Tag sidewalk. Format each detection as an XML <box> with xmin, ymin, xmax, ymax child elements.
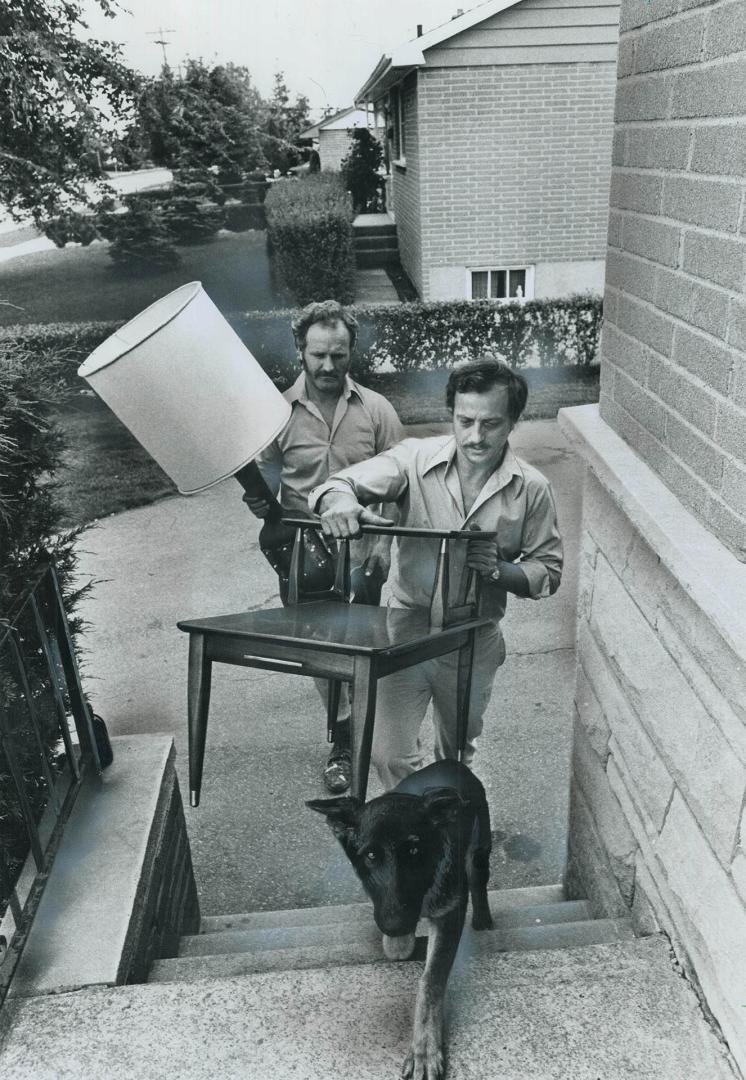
<box><xmin>75</xmin><ymin>420</ymin><xmax>582</xmax><ymax>915</ymax></box>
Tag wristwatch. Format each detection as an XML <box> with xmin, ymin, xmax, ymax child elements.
<box><xmin>489</xmin><ymin>563</ymin><xmax>501</xmax><ymax>583</ymax></box>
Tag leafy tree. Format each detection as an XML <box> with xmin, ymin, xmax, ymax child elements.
<box><xmin>0</xmin><ymin>0</ymin><xmax>136</xmax><ymax>233</ymax></box>
<box><xmin>341</xmin><ymin>128</ymin><xmax>384</xmax><ymax>213</ymax></box>
<box><xmin>136</xmin><ymin>60</ymin><xmax>268</xmax><ymax>182</ymax></box>
<box><xmin>263</xmin><ymin>72</ymin><xmax>312</xmax><ymax>174</ymax></box>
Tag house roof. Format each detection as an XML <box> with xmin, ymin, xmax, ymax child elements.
<box><xmin>299</xmin><ymin>106</ymin><xmax>380</xmax><ymax>140</ymax></box>
<box><xmin>355</xmin><ymin>0</ymin><xmax>526</xmax><ymax>102</ymax></box>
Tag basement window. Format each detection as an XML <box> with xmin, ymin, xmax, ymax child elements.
<box><xmin>468</xmin><ymin>266</ymin><xmax>534</xmax><ymax>302</ymax></box>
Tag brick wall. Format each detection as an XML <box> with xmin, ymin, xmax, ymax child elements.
<box><xmin>416</xmin><ymin>63</ymin><xmax>617</xmax><ymax>284</ymax></box>
<box><xmin>320</xmin><ymin>128</ymin><xmax>385</xmax><ymax>173</ymax></box>
<box><xmin>559</xmin><ymin>0</ymin><xmax>746</xmax><ymax>1071</ymax></box>
<box><xmin>391</xmin><ymin>73</ymin><xmax>424</xmax><ymax>296</ymax></box>
<box><xmin>602</xmin><ymin>0</ymin><xmax>746</xmax><ymax>560</ymax></box>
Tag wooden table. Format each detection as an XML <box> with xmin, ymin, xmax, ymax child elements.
<box><xmin>179</xmin><ymin>524</ymin><xmax>494</xmax><ymax>806</ymax></box>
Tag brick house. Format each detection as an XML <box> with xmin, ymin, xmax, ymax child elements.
<box><xmin>355</xmin><ymin>0</ymin><xmax>621</xmax><ymax>301</ymax></box>
<box><xmin>299</xmin><ymin>107</ymin><xmax>385</xmax><ymax>173</ymax></box>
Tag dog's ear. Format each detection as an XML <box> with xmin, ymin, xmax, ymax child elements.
<box><xmin>422</xmin><ymin>787</ymin><xmax>467</xmax><ymax>827</ymax></box>
<box><xmin>306</xmin><ymin>796</ymin><xmax>362</xmax><ymax>840</ymax></box>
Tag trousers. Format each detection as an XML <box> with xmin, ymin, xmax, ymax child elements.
<box><xmin>371</xmin><ymin>621</ymin><xmax>505</xmax><ymax>790</ymax></box>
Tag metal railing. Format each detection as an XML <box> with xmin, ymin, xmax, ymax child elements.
<box><xmin>0</xmin><ymin>563</ymin><xmax>102</xmax><ymax>1003</ymax></box>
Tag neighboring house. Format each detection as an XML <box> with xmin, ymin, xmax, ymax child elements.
<box><xmin>300</xmin><ymin>107</ymin><xmax>385</xmax><ymax>173</ymax></box>
<box><xmin>355</xmin><ymin>0</ymin><xmax>620</xmax><ymax>302</ymax></box>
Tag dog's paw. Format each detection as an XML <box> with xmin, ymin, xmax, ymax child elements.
<box><xmin>401</xmin><ymin>1043</ymin><xmax>445</xmax><ymax>1080</ymax></box>
<box><xmin>471</xmin><ymin>909</ymin><xmax>494</xmax><ymax>931</ymax></box>
<box><xmin>383</xmin><ymin>932</ymin><xmax>416</xmax><ymax>960</ymax></box>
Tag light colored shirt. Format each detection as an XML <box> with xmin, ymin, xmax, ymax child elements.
<box><xmin>256</xmin><ymin>373</ymin><xmax>404</xmax><ymax>515</ymax></box>
<box><xmin>310</xmin><ymin>435</ymin><xmax>563</xmax><ymax>624</ymax></box>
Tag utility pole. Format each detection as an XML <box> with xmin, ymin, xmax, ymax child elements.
<box><xmin>147</xmin><ymin>28</ymin><xmax>175</xmax><ymax>68</ymax></box>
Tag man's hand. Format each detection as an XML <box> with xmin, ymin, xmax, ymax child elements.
<box><xmin>466</xmin><ymin>535</ymin><xmax>500</xmax><ymax>579</ymax></box>
<box><xmin>363</xmin><ymin>540</ymin><xmax>391</xmax><ymax>581</ymax></box>
<box><xmin>242</xmin><ymin>492</ymin><xmax>271</xmax><ymax>519</ymax></box>
<box><xmin>318</xmin><ymin>490</ymin><xmax>394</xmax><ymax>539</ymax></box>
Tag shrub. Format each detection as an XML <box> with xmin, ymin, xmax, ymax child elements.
<box><xmin>98</xmin><ymin>194</ymin><xmax>180</xmax><ymax>270</ymax></box>
<box><xmin>264</xmin><ymin>174</ymin><xmax>355</xmax><ymax>305</ymax></box>
<box><xmin>0</xmin><ymin>342</ymin><xmax>91</xmax><ymax>629</ymax></box>
<box><xmin>0</xmin><ymin>295</ymin><xmax>600</xmax><ymax>409</ymax></box>
<box><xmin>224</xmin><ymin>202</ymin><xmax>266</xmax><ymax>232</ymax></box>
<box><xmin>361</xmin><ymin>295</ymin><xmax>603</xmax><ymax>371</ymax></box>
<box><xmin>341</xmin><ymin>128</ymin><xmax>384</xmax><ymax>213</ymax></box>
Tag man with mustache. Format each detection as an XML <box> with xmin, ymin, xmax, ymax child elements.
<box><xmin>310</xmin><ymin>357</ymin><xmax>563</xmax><ymax>788</ymax></box>
<box><xmin>244</xmin><ymin>300</ymin><xmax>403</xmax><ymax>792</ymax></box>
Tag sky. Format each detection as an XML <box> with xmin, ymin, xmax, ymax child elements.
<box><xmin>82</xmin><ymin>0</ymin><xmax>473</xmax><ymax>115</ymax></box>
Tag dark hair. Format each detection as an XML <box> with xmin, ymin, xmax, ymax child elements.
<box><xmin>446</xmin><ymin>357</ymin><xmax>528</xmax><ymax>423</ymax></box>
<box><xmin>292</xmin><ymin>300</ymin><xmax>359</xmax><ymax>352</ymax></box>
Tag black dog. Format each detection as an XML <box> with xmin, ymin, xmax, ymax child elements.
<box><xmin>308</xmin><ymin>759</ymin><xmax>494</xmax><ymax>1080</ymax></box>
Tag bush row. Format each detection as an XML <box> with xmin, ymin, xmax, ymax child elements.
<box><xmin>264</xmin><ymin>175</ymin><xmax>355</xmax><ymax>306</ymax></box>
<box><xmin>0</xmin><ymin>295</ymin><xmax>601</xmax><ymax>401</ymax></box>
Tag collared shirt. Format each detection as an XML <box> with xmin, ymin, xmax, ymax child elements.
<box><xmin>256</xmin><ymin>373</ymin><xmax>404</xmax><ymax>514</ymax></box>
<box><xmin>309</xmin><ymin>435</ymin><xmax>563</xmax><ymax>623</ymax></box>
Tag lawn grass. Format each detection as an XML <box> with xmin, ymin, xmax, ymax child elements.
<box><xmin>54</xmin><ymin>366</ymin><xmax>599</xmax><ymax>528</ymax></box>
<box><xmin>0</xmin><ymin>230</ymin><xmax>292</xmax><ymax>326</ymax></box>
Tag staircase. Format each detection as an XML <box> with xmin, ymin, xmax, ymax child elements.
<box><xmin>148</xmin><ymin>884</ymin><xmax>634</xmax><ymax>984</ymax></box>
<box><xmin>3</xmin><ymin>886</ymin><xmax>734</xmax><ymax>1079</ymax></box>
<box><xmin>353</xmin><ymin>213</ymin><xmax>399</xmax><ymax>269</ymax></box>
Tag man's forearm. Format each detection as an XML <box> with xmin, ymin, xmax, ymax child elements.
<box><xmin>492</xmin><ymin>560</ymin><xmax>530</xmax><ymax>598</ymax></box>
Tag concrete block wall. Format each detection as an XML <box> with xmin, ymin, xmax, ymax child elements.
<box><xmin>10</xmin><ymin>736</ymin><xmax>199</xmax><ymax>998</ymax></box>
<box><xmin>416</xmin><ymin>62</ymin><xmax>617</xmax><ymax>297</ymax></box>
<box><xmin>602</xmin><ymin>0</ymin><xmax>746</xmax><ymax>560</ymax></box>
<box><xmin>559</xmin><ymin>420</ymin><xmax>746</xmax><ymax>1071</ymax></box>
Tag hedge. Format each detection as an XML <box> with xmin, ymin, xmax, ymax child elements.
<box><xmin>0</xmin><ymin>295</ymin><xmax>601</xmax><ymax>402</ymax></box>
<box><xmin>264</xmin><ymin>174</ymin><xmax>356</xmax><ymax>305</ymax></box>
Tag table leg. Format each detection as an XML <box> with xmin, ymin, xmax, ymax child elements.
<box><xmin>187</xmin><ymin>632</ymin><xmax>212</xmax><ymax>807</ymax></box>
<box><xmin>455</xmin><ymin>628</ymin><xmax>476</xmax><ymax>763</ymax></box>
<box><xmin>349</xmin><ymin>656</ymin><xmax>377</xmax><ymax>803</ymax></box>
<box><xmin>326</xmin><ymin>679</ymin><xmax>342</xmax><ymax>743</ymax></box>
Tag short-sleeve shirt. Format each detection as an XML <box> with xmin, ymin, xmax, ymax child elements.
<box><xmin>256</xmin><ymin>372</ymin><xmax>404</xmax><ymax>514</ymax></box>
<box><xmin>310</xmin><ymin>435</ymin><xmax>563</xmax><ymax>624</ymax></box>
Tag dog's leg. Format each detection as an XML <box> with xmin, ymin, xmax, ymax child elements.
<box><xmin>467</xmin><ymin>807</ymin><xmax>494</xmax><ymax>931</ymax></box>
<box><xmin>401</xmin><ymin>899</ymin><xmax>466</xmax><ymax>1080</ymax></box>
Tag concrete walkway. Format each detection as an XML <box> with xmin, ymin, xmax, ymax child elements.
<box><xmin>75</xmin><ymin>420</ymin><xmax>581</xmax><ymax>916</ymax></box>
<box><xmin>354</xmin><ymin>267</ymin><xmax>399</xmax><ymax>304</ymax></box>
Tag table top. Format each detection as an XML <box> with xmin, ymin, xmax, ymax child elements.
<box><xmin>178</xmin><ymin>602</ymin><xmax>493</xmax><ymax>657</ymax></box>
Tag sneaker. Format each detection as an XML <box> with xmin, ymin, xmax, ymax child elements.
<box><xmin>323</xmin><ymin>745</ymin><xmax>352</xmax><ymax>794</ymax></box>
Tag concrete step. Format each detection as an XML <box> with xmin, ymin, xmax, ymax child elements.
<box><xmin>6</xmin><ymin>938</ymin><xmax>735</xmax><ymax>1080</ymax></box>
<box><xmin>198</xmin><ymin>883</ymin><xmax>567</xmax><ymax>934</ymax></box>
<box><xmin>182</xmin><ymin>899</ymin><xmax>592</xmax><ymax>958</ymax></box>
<box><xmin>184</xmin><ymin>900</ymin><xmax>593</xmax><ymax>958</ymax></box>
<box><xmin>356</xmin><ymin>249</ymin><xmax>402</xmax><ymax>268</ymax></box>
<box><xmin>150</xmin><ymin>917</ymin><xmax>633</xmax><ymax>984</ymax></box>
<box><xmin>353</xmin><ymin>223</ymin><xmax>397</xmax><ymax>239</ymax></box>
<box><xmin>353</xmin><ymin>233</ymin><xmax>399</xmax><ymax>251</ymax></box>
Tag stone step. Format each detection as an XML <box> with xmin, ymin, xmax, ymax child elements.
<box><xmin>352</xmin><ymin>223</ymin><xmax>397</xmax><ymax>238</ymax></box>
<box><xmin>198</xmin><ymin>883</ymin><xmax>567</xmax><ymax>935</ymax></box>
<box><xmin>353</xmin><ymin>233</ymin><xmax>399</xmax><ymax>251</ymax></box>
<box><xmin>149</xmin><ymin>917</ymin><xmax>633</xmax><ymax>984</ymax></box>
<box><xmin>182</xmin><ymin>900</ymin><xmax>592</xmax><ymax>958</ymax></box>
<box><xmin>8</xmin><ymin>938</ymin><xmax>735</xmax><ymax>1080</ymax></box>
<box><xmin>356</xmin><ymin>249</ymin><xmax>403</xmax><ymax>268</ymax></box>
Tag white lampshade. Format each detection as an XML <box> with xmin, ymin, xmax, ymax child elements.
<box><xmin>77</xmin><ymin>282</ymin><xmax>291</xmax><ymax>494</ymax></box>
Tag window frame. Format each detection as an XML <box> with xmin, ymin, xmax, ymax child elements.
<box><xmin>466</xmin><ymin>265</ymin><xmax>535</xmax><ymax>302</ymax></box>
<box><xmin>389</xmin><ymin>85</ymin><xmax>406</xmax><ymax>168</ymax></box>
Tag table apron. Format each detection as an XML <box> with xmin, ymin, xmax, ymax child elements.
<box><xmin>377</xmin><ymin>630</ymin><xmax>473</xmax><ymax>678</ymax></box>
<box><xmin>205</xmin><ymin>636</ymin><xmax>355</xmax><ymax>680</ymax></box>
